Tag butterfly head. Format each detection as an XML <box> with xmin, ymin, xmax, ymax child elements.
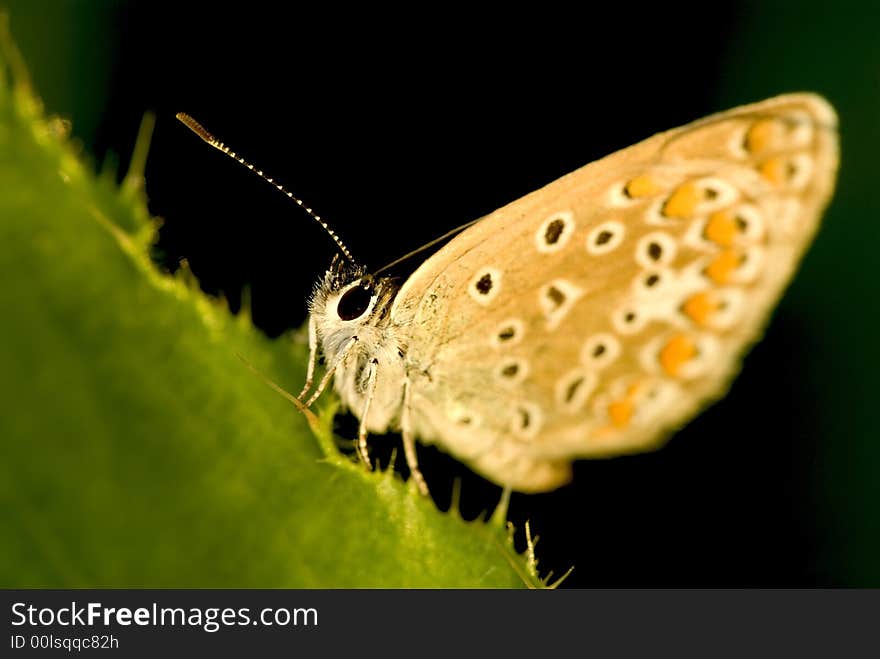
<box><xmin>309</xmin><ymin>255</ymin><xmax>401</xmax><ymax>352</ymax></box>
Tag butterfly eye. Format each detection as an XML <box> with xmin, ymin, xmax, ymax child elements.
<box><xmin>336</xmin><ymin>285</ymin><xmax>373</xmax><ymax>321</ymax></box>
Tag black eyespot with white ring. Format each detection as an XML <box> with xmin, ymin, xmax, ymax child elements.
<box><xmin>535</xmin><ymin>211</ymin><xmax>575</xmax><ymax>253</ymax></box>
<box><xmin>636</xmin><ymin>231</ymin><xmax>677</xmax><ymax>267</ymax></box>
<box><xmin>580</xmin><ymin>333</ymin><xmax>621</xmax><ymax>369</ymax></box>
<box><xmin>468</xmin><ymin>267</ymin><xmax>502</xmax><ymax>304</ymax></box>
<box><xmin>586</xmin><ymin>220</ymin><xmax>625</xmax><ymax>255</ymax></box>
<box><xmin>612</xmin><ymin>305</ymin><xmax>648</xmax><ymax>335</ymax></box>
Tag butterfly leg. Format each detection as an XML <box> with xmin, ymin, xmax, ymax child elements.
<box><xmin>401</xmin><ymin>379</ymin><xmax>429</xmax><ymax>496</ymax></box>
<box><xmin>355</xmin><ymin>358</ymin><xmax>378</xmax><ymax>470</ymax></box>
<box><xmin>304</xmin><ymin>335</ymin><xmax>358</xmax><ymax>407</ymax></box>
<box><xmin>297</xmin><ymin>315</ymin><xmax>318</xmax><ymax>401</ymax></box>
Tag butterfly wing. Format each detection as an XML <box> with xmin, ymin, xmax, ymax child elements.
<box><xmin>390</xmin><ymin>94</ymin><xmax>838</xmax><ymax>491</ymax></box>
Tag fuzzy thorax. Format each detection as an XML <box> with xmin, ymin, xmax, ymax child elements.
<box><xmin>308</xmin><ymin>259</ymin><xmax>407</xmax><ymax>431</ymax></box>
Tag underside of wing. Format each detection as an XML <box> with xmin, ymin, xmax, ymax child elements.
<box><xmin>391</xmin><ymin>94</ymin><xmax>838</xmax><ymax>491</ymax></box>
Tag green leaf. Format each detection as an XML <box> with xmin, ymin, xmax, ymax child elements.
<box><xmin>0</xmin><ymin>20</ymin><xmax>541</xmax><ymax>588</ymax></box>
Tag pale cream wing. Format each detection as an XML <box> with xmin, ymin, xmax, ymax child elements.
<box><xmin>390</xmin><ymin>93</ymin><xmax>838</xmax><ymax>491</ymax></box>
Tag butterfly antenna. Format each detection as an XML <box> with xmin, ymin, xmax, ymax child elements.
<box><xmin>176</xmin><ymin>112</ymin><xmax>356</xmax><ymax>265</ymax></box>
<box><xmin>371</xmin><ymin>218</ymin><xmax>479</xmax><ymax>276</ymax></box>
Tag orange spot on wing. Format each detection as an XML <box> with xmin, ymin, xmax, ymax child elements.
<box><xmin>759</xmin><ymin>157</ymin><xmax>787</xmax><ymax>186</ymax></box>
<box><xmin>625</xmin><ymin>175</ymin><xmax>663</xmax><ymax>198</ymax></box>
<box><xmin>659</xmin><ymin>334</ymin><xmax>697</xmax><ymax>377</ymax></box>
<box><xmin>682</xmin><ymin>291</ymin><xmax>718</xmax><ymax>326</ymax></box>
<box><xmin>705</xmin><ymin>249</ymin><xmax>741</xmax><ymax>284</ymax></box>
<box><xmin>608</xmin><ymin>399</ymin><xmax>633</xmax><ymax>428</ymax></box>
<box><xmin>604</xmin><ymin>379</ymin><xmax>655</xmax><ymax>430</ymax></box>
<box><xmin>745</xmin><ymin>119</ymin><xmax>779</xmax><ymax>154</ymax></box>
<box><xmin>626</xmin><ymin>381</ymin><xmax>644</xmax><ymax>398</ymax></box>
<box><xmin>704</xmin><ymin>210</ymin><xmax>738</xmax><ymax>247</ymax></box>
<box><xmin>662</xmin><ymin>181</ymin><xmax>700</xmax><ymax>219</ymax></box>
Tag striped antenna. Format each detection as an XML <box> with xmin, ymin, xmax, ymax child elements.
<box><xmin>175</xmin><ymin>112</ymin><xmax>356</xmax><ymax>264</ymax></box>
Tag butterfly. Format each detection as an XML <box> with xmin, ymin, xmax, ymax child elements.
<box><xmin>178</xmin><ymin>93</ymin><xmax>838</xmax><ymax>494</ymax></box>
